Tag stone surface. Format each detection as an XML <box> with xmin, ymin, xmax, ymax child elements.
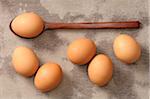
<box><xmin>0</xmin><ymin>0</ymin><xmax>149</xmax><ymax>99</ymax></box>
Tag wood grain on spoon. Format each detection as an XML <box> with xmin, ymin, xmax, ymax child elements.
<box><xmin>46</xmin><ymin>21</ymin><xmax>140</xmax><ymax>29</ymax></box>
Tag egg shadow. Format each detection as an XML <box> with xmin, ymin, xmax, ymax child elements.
<box><xmin>130</xmin><ymin>46</ymin><xmax>149</xmax><ymax>72</ymax></box>
<box><xmin>40</xmin><ymin>73</ymin><xmax>74</xmax><ymax>99</ymax></box>
<box><xmin>102</xmin><ymin>66</ymin><xmax>139</xmax><ymax>99</ymax></box>
<box><xmin>126</xmin><ymin>46</ymin><xmax>149</xmax><ymax>88</ymax></box>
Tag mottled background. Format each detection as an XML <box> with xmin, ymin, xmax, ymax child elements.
<box><xmin>0</xmin><ymin>0</ymin><xmax>149</xmax><ymax>99</ymax></box>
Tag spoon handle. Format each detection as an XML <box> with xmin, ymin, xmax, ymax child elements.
<box><xmin>46</xmin><ymin>21</ymin><xmax>140</xmax><ymax>29</ymax></box>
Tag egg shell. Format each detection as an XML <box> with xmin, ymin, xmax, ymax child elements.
<box><xmin>67</xmin><ymin>38</ymin><xmax>96</xmax><ymax>65</ymax></box>
<box><xmin>11</xmin><ymin>12</ymin><xmax>44</xmax><ymax>38</ymax></box>
<box><xmin>113</xmin><ymin>34</ymin><xmax>141</xmax><ymax>64</ymax></box>
<box><xmin>34</xmin><ymin>62</ymin><xmax>63</xmax><ymax>92</ymax></box>
<box><xmin>88</xmin><ymin>54</ymin><xmax>113</xmax><ymax>86</ymax></box>
<box><xmin>12</xmin><ymin>46</ymin><xmax>39</xmax><ymax>77</ymax></box>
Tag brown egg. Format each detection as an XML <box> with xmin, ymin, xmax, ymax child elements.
<box><xmin>88</xmin><ymin>54</ymin><xmax>113</xmax><ymax>86</ymax></box>
<box><xmin>113</xmin><ymin>34</ymin><xmax>141</xmax><ymax>64</ymax></box>
<box><xmin>67</xmin><ymin>38</ymin><xmax>96</xmax><ymax>65</ymax></box>
<box><xmin>12</xmin><ymin>46</ymin><xmax>39</xmax><ymax>77</ymax></box>
<box><xmin>34</xmin><ymin>62</ymin><xmax>63</xmax><ymax>92</ymax></box>
<box><xmin>11</xmin><ymin>12</ymin><xmax>44</xmax><ymax>38</ymax></box>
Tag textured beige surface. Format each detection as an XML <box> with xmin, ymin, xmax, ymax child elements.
<box><xmin>0</xmin><ymin>0</ymin><xmax>149</xmax><ymax>99</ymax></box>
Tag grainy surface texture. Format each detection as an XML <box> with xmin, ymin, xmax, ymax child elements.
<box><xmin>0</xmin><ymin>0</ymin><xmax>149</xmax><ymax>99</ymax></box>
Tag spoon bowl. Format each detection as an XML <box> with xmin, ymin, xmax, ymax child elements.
<box><xmin>10</xmin><ymin>19</ymin><xmax>45</xmax><ymax>39</ymax></box>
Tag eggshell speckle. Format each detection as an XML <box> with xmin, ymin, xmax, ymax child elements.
<box><xmin>88</xmin><ymin>54</ymin><xmax>113</xmax><ymax>86</ymax></box>
<box><xmin>113</xmin><ymin>34</ymin><xmax>141</xmax><ymax>64</ymax></box>
<box><xmin>11</xmin><ymin>12</ymin><xmax>44</xmax><ymax>38</ymax></box>
<box><xmin>67</xmin><ymin>38</ymin><xmax>96</xmax><ymax>65</ymax></box>
<box><xmin>34</xmin><ymin>62</ymin><xmax>63</xmax><ymax>92</ymax></box>
<box><xmin>12</xmin><ymin>46</ymin><xmax>39</xmax><ymax>77</ymax></box>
